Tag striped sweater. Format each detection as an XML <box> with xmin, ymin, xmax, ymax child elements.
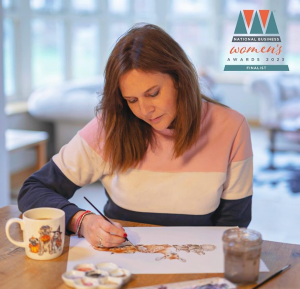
<box><xmin>18</xmin><ymin>101</ymin><xmax>253</xmax><ymax>229</ymax></box>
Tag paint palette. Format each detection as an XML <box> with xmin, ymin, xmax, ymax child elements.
<box><xmin>62</xmin><ymin>262</ymin><xmax>131</xmax><ymax>289</ymax></box>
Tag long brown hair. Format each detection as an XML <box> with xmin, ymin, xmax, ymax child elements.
<box><xmin>96</xmin><ymin>23</ymin><xmax>223</xmax><ymax>175</ymax></box>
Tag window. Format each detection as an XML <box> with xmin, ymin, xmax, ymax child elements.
<box><xmin>2</xmin><ymin>0</ymin><xmax>298</xmax><ymax>102</ymax></box>
<box><xmin>3</xmin><ymin>18</ymin><xmax>15</xmax><ymax>97</ymax></box>
<box><xmin>32</xmin><ymin>19</ymin><xmax>64</xmax><ymax>88</ymax></box>
<box><xmin>3</xmin><ymin>1</ymin><xmax>16</xmax><ymax>99</ymax></box>
<box><xmin>224</xmin><ymin>0</ymin><xmax>264</xmax><ymax>16</ymax></box>
<box><xmin>109</xmin><ymin>0</ymin><xmax>129</xmax><ymax>14</ymax></box>
<box><xmin>30</xmin><ymin>0</ymin><xmax>62</xmax><ymax>11</ymax></box>
<box><xmin>72</xmin><ymin>22</ymin><xmax>99</xmax><ymax>79</ymax></box>
<box><xmin>72</xmin><ymin>0</ymin><xmax>97</xmax><ymax>12</ymax></box>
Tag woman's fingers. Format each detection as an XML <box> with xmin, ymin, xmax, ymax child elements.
<box><xmin>99</xmin><ymin>218</ymin><xmax>126</xmax><ymax>238</ymax></box>
<box><xmin>96</xmin><ymin>227</ymin><xmax>126</xmax><ymax>247</ymax></box>
<box><xmin>112</xmin><ymin>221</ymin><xmax>124</xmax><ymax>230</ymax></box>
<box><xmin>81</xmin><ymin>214</ymin><xmax>127</xmax><ymax>248</ymax></box>
<box><xmin>90</xmin><ymin>218</ymin><xmax>126</xmax><ymax>247</ymax></box>
<box><xmin>112</xmin><ymin>221</ymin><xmax>128</xmax><ymax>238</ymax></box>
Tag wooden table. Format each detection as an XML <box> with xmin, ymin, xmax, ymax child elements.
<box><xmin>1</xmin><ymin>205</ymin><xmax>299</xmax><ymax>289</ymax></box>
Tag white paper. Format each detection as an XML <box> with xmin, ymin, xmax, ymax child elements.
<box><xmin>67</xmin><ymin>227</ymin><xmax>269</xmax><ymax>274</ymax></box>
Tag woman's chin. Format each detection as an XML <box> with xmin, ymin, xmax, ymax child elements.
<box><xmin>151</xmin><ymin>123</ymin><xmax>172</xmax><ymax>131</ymax></box>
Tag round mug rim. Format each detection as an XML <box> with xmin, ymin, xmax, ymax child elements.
<box><xmin>23</xmin><ymin>207</ymin><xmax>65</xmax><ymax>221</ymax></box>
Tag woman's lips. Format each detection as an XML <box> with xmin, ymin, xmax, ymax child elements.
<box><xmin>149</xmin><ymin>115</ymin><xmax>163</xmax><ymax>123</ymax></box>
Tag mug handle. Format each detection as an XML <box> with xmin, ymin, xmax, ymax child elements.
<box><xmin>5</xmin><ymin>218</ymin><xmax>25</xmax><ymax>248</ymax></box>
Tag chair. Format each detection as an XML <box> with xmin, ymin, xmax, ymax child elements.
<box><xmin>250</xmin><ymin>73</ymin><xmax>300</xmax><ymax>170</ymax></box>
<box><xmin>28</xmin><ymin>76</ymin><xmax>104</xmax><ymax>153</ymax></box>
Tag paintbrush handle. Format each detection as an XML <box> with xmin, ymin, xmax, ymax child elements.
<box><xmin>84</xmin><ymin>196</ymin><xmax>135</xmax><ymax>246</ymax></box>
<box><xmin>84</xmin><ymin>197</ymin><xmax>115</xmax><ymax>225</ymax></box>
<box><xmin>84</xmin><ymin>197</ymin><xmax>129</xmax><ymax>241</ymax></box>
<box><xmin>252</xmin><ymin>264</ymin><xmax>291</xmax><ymax>289</ymax></box>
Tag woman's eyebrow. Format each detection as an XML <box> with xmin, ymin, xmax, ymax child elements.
<box><xmin>123</xmin><ymin>85</ymin><xmax>158</xmax><ymax>98</ymax></box>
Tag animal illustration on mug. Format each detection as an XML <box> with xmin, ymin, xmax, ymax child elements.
<box><xmin>94</xmin><ymin>243</ymin><xmax>216</xmax><ymax>262</ymax></box>
<box><xmin>51</xmin><ymin>226</ymin><xmax>63</xmax><ymax>254</ymax></box>
<box><xmin>38</xmin><ymin>225</ymin><xmax>52</xmax><ymax>255</ymax></box>
<box><xmin>28</xmin><ymin>236</ymin><xmax>40</xmax><ymax>253</ymax></box>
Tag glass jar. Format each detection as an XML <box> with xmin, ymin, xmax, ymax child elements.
<box><xmin>222</xmin><ymin>228</ymin><xmax>262</xmax><ymax>285</ymax></box>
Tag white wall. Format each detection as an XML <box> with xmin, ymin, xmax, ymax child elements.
<box><xmin>219</xmin><ymin>83</ymin><xmax>260</xmax><ymax>121</ymax></box>
<box><xmin>0</xmin><ymin>3</ymin><xmax>10</xmax><ymax>206</ymax></box>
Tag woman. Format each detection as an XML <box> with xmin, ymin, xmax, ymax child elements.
<box><xmin>18</xmin><ymin>24</ymin><xmax>253</xmax><ymax>248</ymax></box>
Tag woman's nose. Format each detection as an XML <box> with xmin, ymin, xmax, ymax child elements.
<box><xmin>139</xmin><ymin>99</ymin><xmax>154</xmax><ymax>116</ymax></box>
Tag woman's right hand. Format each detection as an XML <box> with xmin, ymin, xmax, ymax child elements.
<box><xmin>69</xmin><ymin>212</ymin><xmax>127</xmax><ymax>248</ymax></box>
<box><xmin>81</xmin><ymin>214</ymin><xmax>127</xmax><ymax>247</ymax></box>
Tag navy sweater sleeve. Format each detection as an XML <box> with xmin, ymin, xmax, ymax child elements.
<box><xmin>211</xmin><ymin>195</ymin><xmax>252</xmax><ymax>227</ymax></box>
<box><xmin>18</xmin><ymin>159</ymin><xmax>85</xmax><ymax>233</ymax></box>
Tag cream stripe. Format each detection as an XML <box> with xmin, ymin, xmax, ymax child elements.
<box><xmin>53</xmin><ymin>133</ymin><xmax>252</xmax><ymax>214</ymax></box>
<box><xmin>53</xmin><ymin>134</ymin><xmax>109</xmax><ymax>187</ymax></box>
<box><xmin>222</xmin><ymin>156</ymin><xmax>253</xmax><ymax>200</ymax></box>
<box><xmin>101</xmin><ymin>170</ymin><xmax>227</xmax><ymax>215</ymax></box>
<box><xmin>102</xmin><ymin>157</ymin><xmax>253</xmax><ymax>215</ymax></box>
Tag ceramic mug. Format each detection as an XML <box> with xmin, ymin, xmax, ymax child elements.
<box><xmin>5</xmin><ymin>207</ymin><xmax>65</xmax><ymax>260</ymax></box>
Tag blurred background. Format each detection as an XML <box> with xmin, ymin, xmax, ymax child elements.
<box><xmin>0</xmin><ymin>0</ymin><xmax>300</xmax><ymax>244</ymax></box>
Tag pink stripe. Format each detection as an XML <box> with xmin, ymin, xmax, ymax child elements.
<box><xmin>79</xmin><ymin>116</ymin><xmax>106</xmax><ymax>157</ymax></box>
<box><xmin>79</xmin><ymin>103</ymin><xmax>253</xmax><ymax>173</ymax></box>
<box><xmin>229</xmin><ymin>119</ymin><xmax>253</xmax><ymax>162</ymax></box>
<box><xmin>137</xmin><ymin>103</ymin><xmax>252</xmax><ymax>172</ymax></box>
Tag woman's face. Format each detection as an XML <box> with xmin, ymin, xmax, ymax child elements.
<box><xmin>119</xmin><ymin>69</ymin><xmax>177</xmax><ymax>131</ymax></box>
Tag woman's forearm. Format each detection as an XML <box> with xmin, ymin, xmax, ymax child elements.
<box><xmin>67</xmin><ymin>211</ymin><xmax>85</xmax><ymax>233</ymax></box>
<box><xmin>18</xmin><ymin>160</ymin><xmax>85</xmax><ymax>233</ymax></box>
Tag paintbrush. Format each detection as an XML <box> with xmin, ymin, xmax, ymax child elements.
<box><xmin>252</xmin><ymin>264</ymin><xmax>291</xmax><ymax>289</ymax></box>
<box><xmin>84</xmin><ymin>196</ymin><xmax>137</xmax><ymax>249</ymax></box>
